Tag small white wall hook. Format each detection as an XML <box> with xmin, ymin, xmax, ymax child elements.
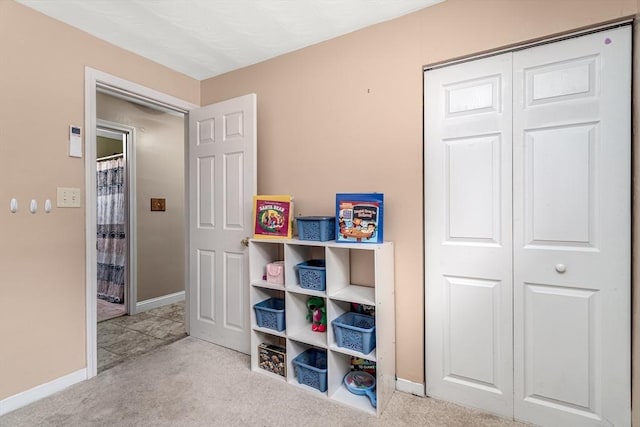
<box><xmin>30</xmin><ymin>199</ymin><xmax>38</xmax><ymax>214</ymax></box>
<box><xmin>10</xmin><ymin>198</ymin><xmax>18</xmax><ymax>213</ymax></box>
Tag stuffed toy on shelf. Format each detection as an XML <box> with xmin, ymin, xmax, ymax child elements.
<box><xmin>306</xmin><ymin>296</ymin><xmax>326</xmax><ymax>332</ymax></box>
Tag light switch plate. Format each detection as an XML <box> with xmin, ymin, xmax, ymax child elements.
<box><xmin>57</xmin><ymin>187</ymin><xmax>81</xmax><ymax>208</ymax></box>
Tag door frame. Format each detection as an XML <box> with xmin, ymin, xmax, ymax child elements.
<box><xmin>84</xmin><ymin>67</ymin><xmax>197</xmax><ymax>378</ymax></box>
<box><xmin>96</xmin><ymin>121</ymin><xmax>136</xmax><ymax>316</ymax></box>
<box><xmin>423</xmin><ymin>20</ymin><xmax>635</xmax><ymax>420</ymax></box>
<box><xmin>423</xmin><ymin>20</ymin><xmax>632</xmax><ymax>72</ymax></box>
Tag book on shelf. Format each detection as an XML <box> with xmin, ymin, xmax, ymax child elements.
<box><xmin>253</xmin><ymin>195</ymin><xmax>294</xmax><ymax>239</ymax></box>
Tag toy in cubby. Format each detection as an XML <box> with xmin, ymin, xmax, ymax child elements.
<box><xmin>351</xmin><ymin>303</ymin><xmax>375</xmax><ymax>317</ymax></box>
<box><xmin>344</xmin><ymin>357</ymin><xmax>377</xmax><ymax>408</ymax></box>
<box><xmin>265</xmin><ymin>261</ymin><xmax>284</xmax><ymax>284</ymax></box>
<box><xmin>350</xmin><ymin>356</ymin><xmax>376</xmax><ymax>376</ymax></box>
<box><xmin>344</xmin><ymin>370</ymin><xmax>377</xmax><ymax>408</ymax></box>
<box><xmin>306</xmin><ymin>296</ymin><xmax>326</xmax><ymax>332</ymax></box>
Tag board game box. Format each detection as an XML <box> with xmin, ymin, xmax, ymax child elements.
<box><xmin>253</xmin><ymin>195</ymin><xmax>293</xmax><ymax>239</ymax></box>
<box><xmin>335</xmin><ymin>193</ymin><xmax>383</xmax><ymax>243</ymax></box>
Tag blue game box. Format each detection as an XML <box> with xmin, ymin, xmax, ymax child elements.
<box><xmin>335</xmin><ymin>193</ymin><xmax>384</xmax><ymax>243</ymax></box>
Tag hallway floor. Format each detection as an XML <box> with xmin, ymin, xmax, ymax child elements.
<box><xmin>97</xmin><ymin>298</ymin><xmax>126</xmax><ymax>322</ymax></box>
<box><xmin>98</xmin><ymin>301</ymin><xmax>186</xmax><ymax>373</ymax></box>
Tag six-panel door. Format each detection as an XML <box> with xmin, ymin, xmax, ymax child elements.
<box><xmin>189</xmin><ymin>94</ymin><xmax>257</xmax><ymax>354</ymax></box>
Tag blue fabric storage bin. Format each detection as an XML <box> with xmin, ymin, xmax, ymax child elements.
<box><xmin>296</xmin><ymin>259</ymin><xmax>326</xmax><ymax>291</ymax></box>
<box><xmin>254</xmin><ymin>298</ymin><xmax>286</xmax><ymax>331</ymax></box>
<box><xmin>292</xmin><ymin>348</ymin><xmax>328</xmax><ymax>392</ymax></box>
<box><xmin>296</xmin><ymin>216</ymin><xmax>335</xmax><ymax>241</ymax></box>
<box><xmin>332</xmin><ymin>312</ymin><xmax>376</xmax><ymax>354</ymax></box>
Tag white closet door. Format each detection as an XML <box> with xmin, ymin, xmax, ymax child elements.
<box><xmin>425</xmin><ymin>53</ymin><xmax>514</xmax><ymax>417</ymax></box>
<box><xmin>512</xmin><ymin>27</ymin><xmax>631</xmax><ymax>427</ymax></box>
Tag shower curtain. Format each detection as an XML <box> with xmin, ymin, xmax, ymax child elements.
<box><xmin>97</xmin><ymin>157</ymin><xmax>126</xmax><ymax>303</ymax></box>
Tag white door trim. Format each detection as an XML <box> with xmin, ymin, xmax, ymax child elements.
<box><xmin>97</xmin><ymin>119</ymin><xmax>137</xmax><ymax>316</ymax></box>
<box><xmin>84</xmin><ymin>67</ymin><xmax>197</xmax><ymax>379</ymax></box>
<box><xmin>423</xmin><ymin>20</ymin><xmax>632</xmax><ymax>72</ymax></box>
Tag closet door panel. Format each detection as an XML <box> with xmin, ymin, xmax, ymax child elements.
<box><xmin>524</xmin><ymin>125</ymin><xmax>594</xmax><ymax>246</ymax></box>
<box><xmin>445</xmin><ymin>276</ymin><xmax>502</xmax><ymax>388</ymax></box>
<box><xmin>513</xmin><ymin>27</ymin><xmax>631</xmax><ymax>427</ymax></box>
<box><xmin>445</xmin><ymin>134</ymin><xmax>502</xmax><ymax>244</ymax></box>
<box><xmin>425</xmin><ymin>53</ymin><xmax>514</xmax><ymax>417</ymax></box>
<box><xmin>523</xmin><ymin>284</ymin><xmax>595</xmax><ymax>408</ymax></box>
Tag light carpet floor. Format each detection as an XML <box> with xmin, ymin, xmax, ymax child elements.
<box><xmin>1</xmin><ymin>337</ymin><xmax>530</xmax><ymax>427</ymax></box>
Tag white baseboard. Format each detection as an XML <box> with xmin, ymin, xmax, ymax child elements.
<box><xmin>0</xmin><ymin>368</ymin><xmax>86</xmax><ymax>416</ymax></box>
<box><xmin>396</xmin><ymin>377</ymin><xmax>425</xmax><ymax>397</ymax></box>
<box><xmin>135</xmin><ymin>290</ymin><xmax>185</xmax><ymax>314</ymax></box>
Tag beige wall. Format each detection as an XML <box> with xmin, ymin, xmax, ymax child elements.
<box><xmin>200</xmin><ymin>0</ymin><xmax>638</xmax><ymax>384</ymax></box>
<box><xmin>97</xmin><ymin>93</ymin><xmax>186</xmax><ymax>303</ymax></box>
<box><xmin>1</xmin><ymin>0</ymin><xmax>638</xmax><ymax>411</ymax></box>
<box><xmin>0</xmin><ymin>1</ymin><xmax>198</xmax><ymax>400</ymax></box>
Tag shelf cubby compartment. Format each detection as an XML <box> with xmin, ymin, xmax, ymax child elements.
<box><xmin>251</xmin><ymin>287</ymin><xmax>286</xmax><ymax>336</ymax></box>
<box><xmin>328</xmin><ymin>351</ymin><xmax>377</xmax><ymax>416</ymax></box>
<box><xmin>327</xmin><ymin>299</ymin><xmax>377</xmax><ymax>360</ymax></box>
<box><xmin>250</xmin><ymin>241</ymin><xmax>284</xmax><ymax>287</ymax></box>
<box><xmin>286</xmin><ymin>292</ymin><xmax>327</xmax><ymax>349</ymax></box>
<box><xmin>287</xmin><ymin>340</ymin><xmax>327</xmax><ymax>395</ymax></box>
<box><xmin>285</xmin><ymin>243</ymin><xmax>326</xmax><ymax>293</ymax></box>
<box><xmin>326</xmin><ymin>247</ymin><xmax>375</xmax><ymax>305</ymax></box>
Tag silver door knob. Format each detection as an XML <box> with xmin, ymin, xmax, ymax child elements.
<box><xmin>240</xmin><ymin>237</ymin><xmax>249</xmax><ymax>247</ymax></box>
<box><xmin>555</xmin><ymin>264</ymin><xmax>566</xmax><ymax>273</ymax></box>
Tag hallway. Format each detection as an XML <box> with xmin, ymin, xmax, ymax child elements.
<box><xmin>98</xmin><ymin>301</ymin><xmax>186</xmax><ymax>373</ymax></box>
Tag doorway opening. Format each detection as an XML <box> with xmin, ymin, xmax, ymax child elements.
<box><xmin>94</xmin><ymin>90</ymin><xmax>188</xmax><ymax>373</ymax></box>
<box><xmin>96</xmin><ymin>124</ymin><xmax>130</xmax><ymax>322</ymax></box>
<box><xmin>85</xmin><ymin>67</ymin><xmax>198</xmax><ymax>378</ymax></box>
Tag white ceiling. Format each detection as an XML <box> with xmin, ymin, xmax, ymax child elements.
<box><xmin>17</xmin><ymin>0</ymin><xmax>444</xmax><ymax>80</ymax></box>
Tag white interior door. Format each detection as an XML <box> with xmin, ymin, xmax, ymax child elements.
<box><xmin>188</xmin><ymin>94</ymin><xmax>256</xmax><ymax>354</ymax></box>
<box><xmin>512</xmin><ymin>27</ymin><xmax>631</xmax><ymax>427</ymax></box>
<box><xmin>425</xmin><ymin>53</ymin><xmax>514</xmax><ymax>417</ymax></box>
<box><xmin>425</xmin><ymin>26</ymin><xmax>631</xmax><ymax>426</ymax></box>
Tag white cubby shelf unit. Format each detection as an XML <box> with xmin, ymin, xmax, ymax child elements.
<box><xmin>249</xmin><ymin>238</ymin><xmax>395</xmax><ymax>417</ymax></box>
